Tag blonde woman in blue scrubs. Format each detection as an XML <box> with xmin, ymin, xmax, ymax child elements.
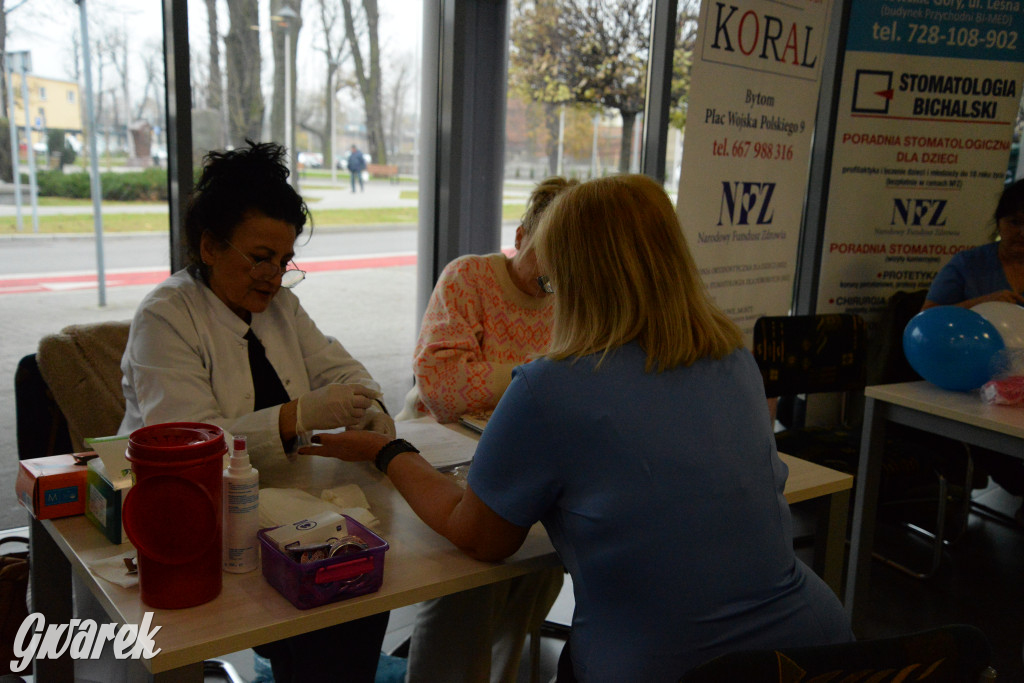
<box><xmin>304</xmin><ymin>175</ymin><xmax>853</xmax><ymax>682</ymax></box>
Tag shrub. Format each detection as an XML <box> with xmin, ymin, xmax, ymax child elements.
<box><xmin>31</xmin><ymin>168</ymin><xmax>168</xmax><ymax>201</ymax></box>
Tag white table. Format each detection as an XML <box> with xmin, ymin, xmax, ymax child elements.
<box><xmin>846</xmin><ymin>381</ymin><xmax>1024</xmax><ymax>627</ymax></box>
<box><xmin>31</xmin><ymin>421</ymin><xmax>559</xmax><ymax>681</ymax></box>
<box><xmin>29</xmin><ymin>424</ymin><xmax>853</xmax><ymax>681</ymax></box>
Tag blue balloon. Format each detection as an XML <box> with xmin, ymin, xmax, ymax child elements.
<box><xmin>903</xmin><ymin>306</ymin><xmax>1005</xmax><ymax>391</ymax></box>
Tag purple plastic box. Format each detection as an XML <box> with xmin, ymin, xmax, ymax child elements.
<box><xmin>258</xmin><ymin>515</ymin><xmax>389</xmax><ymax>610</ymax></box>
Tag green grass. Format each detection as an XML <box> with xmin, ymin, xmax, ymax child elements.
<box><xmin>0</xmin><ymin>212</ymin><xmax>173</xmax><ymax>234</ymax></box>
<box><xmin>0</xmin><ymin>200</ymin><xmax>530</xmax><ymax>234</ymax></box>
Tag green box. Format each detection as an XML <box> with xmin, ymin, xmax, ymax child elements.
<box><xmin>85</xmin><ymin>458</ymin><xmax>131</xmax><ymax>545</ymax></box>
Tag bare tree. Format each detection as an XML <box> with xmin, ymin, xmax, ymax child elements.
<box><xmin>383</xmin><ymin>54</ymin><xmax>411</xmax><ymax>160</ymax></box>
<box><xmin>135</xmin><ymin>40</ymin><xmax>164</xmax><ymax>123</ymax></box>
<box><xmin>340</xmin><ymin>0</ymin><xmax>385</xmax><ymax>164</ymax></box>
<box><xmin>103</xmin><ymin>21</ymin><xmax>132</xmax><ymax>154</ymax></box>
<box><xmin>225</xmin><ymin>0</ymin><xmax>264</xmax><ymax>144</ymax></box>
<box><xmin>314</xmin><ymin>0</ymin><xmax>347</xmax><ymax>169</ymax></box>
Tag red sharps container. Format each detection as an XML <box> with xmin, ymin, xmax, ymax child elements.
<box><xmin>123</xmin><ymin>422</ymin><xmax>225</xmax><ymax>609</ymax></box>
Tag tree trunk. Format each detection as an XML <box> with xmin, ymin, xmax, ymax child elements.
<box><xmin>545</xmin><ymin>103</ymin><xmax>559</xmax><ymax>175</ymax></box>
<box><xmin>225</xmin><ymin>0</ymin><xmax>264</xmax><ymax>145</ymax></box>
<box><xmin>618</xmin><ymin>111</ymin><xmax>636</xmax><ymax>173</ymax></box>
<box><xmin>205</xmin><ymin>0</ymin><xmax>222</xmax><ymax>113</ymax></box>
<box><xmin>323</xmin><ymin>64</ymin><xmax>336</xmax><ymax>170</ymax></box>
<box><xmin>363</xmin><ymin>0</ymin><xmax>385</xmax><ymax>164</ymax></box>
<box><xmin>341</xmin><ymin>0</ymin><xmax>386</xmax><ymax>164</ymax></box>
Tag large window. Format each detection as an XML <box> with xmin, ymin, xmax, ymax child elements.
<box><xmin>0</xmin><ymin>1</ymin><xmax>423</xmax><ymax>529</ymax></box>
<box><xmin>187</xmin><ymin>0</ymin><xmax>423</xmax><ymax>416</ymax></box>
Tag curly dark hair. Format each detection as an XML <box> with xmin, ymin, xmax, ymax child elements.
<box><xmin>995</xmin><ymin>178</ymin><xmax>1024</xmax><ymax>222</ymax></box>
<box><xmin>185</xmin><ymin>140</ymin><xmax>311</xmax><ymax>280</ymax></box>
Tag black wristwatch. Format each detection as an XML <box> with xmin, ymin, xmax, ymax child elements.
<box><xmin>375</xmin><ymin>438</ymin><xmax>419</xmax><ymax>474</ymax></box>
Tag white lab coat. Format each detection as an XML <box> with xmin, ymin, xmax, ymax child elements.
<box><xmin>119</xmin><ymin>269</ymin><xmax>379</xmax><ymax>466</ymax></box>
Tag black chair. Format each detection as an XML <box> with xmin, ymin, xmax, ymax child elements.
<box><xmin>753</xmin><ymin>313</ymin><xmax>867</xmax><ymax>475</ymax></box>
<box><xmin>679</xmin><ymin>623</ymin><xmax>994</xmax><ymax>682</ymax></box>
<box><xmin>752</xmin><ymin>312</ymin><xmax>974</xmax><ymax>579</ymax></box>
<box><xmin>14</xmin><ymin>354</ymin><xmax>72</xmax><ymax>462</ymax></box>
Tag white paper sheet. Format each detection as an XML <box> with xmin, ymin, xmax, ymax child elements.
<box><xmin>396</xmin><ymin>418</ymin><xmax>478</xmax><ymax>470</ymax></box>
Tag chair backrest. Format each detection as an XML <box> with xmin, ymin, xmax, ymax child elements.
<box><xmin>32</xmin><ymin>321</ymin><xmax>131</xmax><ymax>453</ymax></box>
<box><xmin>14</xmin><ymin>353</ymin><xmax>73</xmax><ymax>460</ymax></box>
<box><xmin>752</xmin><ymin>314</ymin><xmax>867</xmax><ymax>398</ymax></box>
<box><xmin>679</xmin><ymin>624</ymin><xmax>992</xmax><ymax>683</ymax></box>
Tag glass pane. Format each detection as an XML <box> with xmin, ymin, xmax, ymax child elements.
<box><xmin>665</xmin><ymin>0</ymin><xmax>701</xmax><ymax>199</ymax></box>
<box><xmin>0</xmin><ymin>1</ymin><xmax>171</xmax><ymax>529</ymax></box>
<box><xmin>506</xmin><ymin>0</ymin><xmax>653</xmax><ymax>194</ymax></box>
<box><xmin>188</xmin><ymin>0</ymin><xmax>422</xmax><ymax>414</ymax></box>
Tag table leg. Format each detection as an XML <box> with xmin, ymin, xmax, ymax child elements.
<box><xmin>29</xmin><ymin>516</ymin><xmax>73</xmax><ymax>681</ymax></box>
<box><xmin>813</xmin><ymin>489</ymin><xmax>850</xmax><ymax>599</ymax></box>
<box><xmin>845</xmin><ymin>396</ymin><xmax>886</xmax><ymax>630</ymax></box>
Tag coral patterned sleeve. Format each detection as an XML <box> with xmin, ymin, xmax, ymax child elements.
<box><xmin>413</xmin><ymin>253</ymin><xmax>553</xmax><ymax>423</ymax></box>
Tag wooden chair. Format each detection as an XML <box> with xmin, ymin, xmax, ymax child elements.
<box><xmin>679</xmin><ymin>623</ymin><xmax>994</xmax><ymax>682</ymax></box>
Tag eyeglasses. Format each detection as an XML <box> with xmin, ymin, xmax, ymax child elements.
<box><xmin>537</xmin><ymin>275</ymin><xmax>554</xmax><ymax>294</ymax></box>
<box><xmin>225</xmin><ymin>240</ymin><xmax>306</xmax><ymax>288</ymax></box>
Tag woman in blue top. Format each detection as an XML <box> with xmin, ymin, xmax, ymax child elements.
<box><xmin>923</xmin><ymin>178</ymin><xmax>1024</xmax><ymax>516</ymax></box>
<box><xmin>924</xmin><ymin>179</ymin><xmax>1024</xmax><ymax>310</ymax></box>
<box><xmin>303</xmin><ymin>174</ymin><xmax>853</xmax><ymax>681</ymax></box>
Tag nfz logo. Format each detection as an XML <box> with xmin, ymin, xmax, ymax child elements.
<box><xmin>891</xmin><ymin>198</ymin><xmax>947</xmax><ymax>227</ymax></box>
<box><xmin>709</xmin><ymin>2</ymin><xmax>818</xmax><ymax>68</ymax></box>
<box><xmin>718</xmin><ymin>181</ymin><xmax>775</xmax><ymax>226</ymax></box>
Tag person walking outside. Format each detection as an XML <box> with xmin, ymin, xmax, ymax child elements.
<box><xmin>348</xmin><ymin>145</ymin><xmax>367</xmax><ymax>193</ymax></box>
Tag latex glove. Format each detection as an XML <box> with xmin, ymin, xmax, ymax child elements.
<box><xmin>296</xmin><ymin>384</ymin><xmax>379</xmax><ymax>440</ymax></box>
<box><xmin>352</xmin><ymin>402</ymin><xmax>397</xmax><ymax>440</ymax></box>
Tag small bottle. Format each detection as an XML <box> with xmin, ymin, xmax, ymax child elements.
<box><xmin>223</xmin><ymin>435</ymin><xmax>260</xmax><ymax>573</ymax></box>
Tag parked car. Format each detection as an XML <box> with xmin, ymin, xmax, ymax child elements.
<box><xmin>298</xmin><ymin>152</ymin><xmax>323</xmax><ymax>169</ymax></box>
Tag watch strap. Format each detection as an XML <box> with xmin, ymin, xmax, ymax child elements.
<box><xmin>375</xmin><ymin>438</ymin><xmax>419</xmax><ymax>474</ymax></box>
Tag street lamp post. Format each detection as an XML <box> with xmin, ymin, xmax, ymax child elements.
<box><xmin>330</xmin><ymin>65</ymin><xmax>337</xmax><ymax>185</ymax></box>
<box><xmin>76</xmin><ymin>0</ymin><xmax>107</xmax><ymax>307</ymax></box>
<box><xmin>272</xmin><ymin>5</ymin><xmax>299</xmax><ymax>186</ymax></box>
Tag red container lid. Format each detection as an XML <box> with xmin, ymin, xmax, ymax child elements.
<box><xmin>126</xmin><ymin>422</ymin><xmax>225</xmax><ymax>464</ymax></box>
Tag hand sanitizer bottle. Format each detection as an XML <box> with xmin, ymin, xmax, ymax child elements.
<box><xmin>223</xmin><ymin>435</ymin><xmax>260</xmax><ymax>573</ymax></box>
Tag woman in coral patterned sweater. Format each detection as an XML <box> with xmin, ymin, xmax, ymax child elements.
<box><xmin>397</xmin><ymin>176</ymin><xmax>576</xmax><ymax>683</ymax></box>
<box><xmin>401</xmin><ymin>176</ymin><xmax>578</xmax><ymax>424</ymax></box>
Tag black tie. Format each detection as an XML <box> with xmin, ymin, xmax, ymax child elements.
<box><xmin>245</xmin><ymin>329</ymin><xmax>290</xmax><ymax>410</ymax></box>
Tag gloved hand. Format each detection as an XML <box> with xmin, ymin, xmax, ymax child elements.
<box><xmin>296</xmin><ymin>384</ymin><xmax>380</xmax><ymax>439</ymax></box>
<box><xmin>352</xmin><ymin>402</ymin><xmax>397</xmax><ymax>440</ymax></box>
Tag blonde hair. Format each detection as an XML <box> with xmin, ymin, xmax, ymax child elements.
<box><xmin>521</xmin><ymin>176</ymin><xmax>579</xmax><ymax>238</ymax></box>
<box><xmin>534</xmin><ymin>174</ymin><xmax>743</xmax><ymax>372</ymax></box>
